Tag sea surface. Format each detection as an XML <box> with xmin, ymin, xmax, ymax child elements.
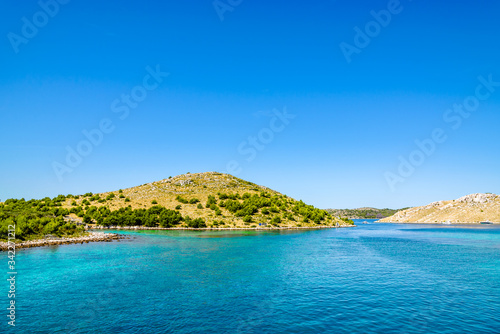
<box><xmin>4</xmin><ymin>221</ymin><xmax>500</xmax><ymax>333</ymax></box>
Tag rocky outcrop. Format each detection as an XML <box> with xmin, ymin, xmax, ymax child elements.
<box><xmin>456</xmin><ymin>193</ymin><xmax>498</xmax><ymax>204</ymax></box>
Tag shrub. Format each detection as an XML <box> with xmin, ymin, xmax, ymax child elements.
<box><xmin>106</xmin><ymin>193</ymin><xmax>116</xmax><ymax>200</ymax></box>
<box><xmin>90</xmin><ymin>195</ymin><xmax>101</xmax><ymax>201</ymax></box>
<box><xmin>176</xmin><ymin>195</ymin><xmax>188</xmax><ymax>204</ymax></box>
<box><xmin>243</xmin><ymin>215</ymin><xmax>252</xmax><ymax>223</ymax></box>
<box><xmin>185</xmin><ymin>216</ymin><xmax>206</xmax><ymax>228</ymax></box>
<box><xmin>189</xmin><ymin>198</ymin><xmax>199</xmax><ymax>204</ymax></box>
<box><xmin>197</xmin><ymin>204</ymin><xmax>203</xmax><ymax>209</ymax></box>
<box><xmin>119</xmin><ymin>194</ymin><xmax>125</xmax><ymax>198</ymax></box>
<box><xmin>175</xmin><ymin>205</ymin><xmax>182</xmax><ymax>210</ymax></box>
<box><xmin>206</xmin><ymin>195</ymin><xmax>217</xmax><ymax>208</ymax></box>
<box><xmin>218</xmin><ymin>193</ymin><xmax>240</xmax><ymax>200</ymax></box>
<box><xmin>125</xmin><ymin>198</ymin><xmax>131</xmax><ymax>203</ymax></box>
<box><xmin>271</xmin><ymin>216</ymin><xmax>281</xmax><ymax>225</ymax></box>
<box><xmin>339</xmin><ymin>217</ymin><xmax>354</xmax><ymax>225</ymax></box>
<box><xmin>152</xmin><ymin>200</ymin><xmax>158</xmax><ymax>204</ymax></box>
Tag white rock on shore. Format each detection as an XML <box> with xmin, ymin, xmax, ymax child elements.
<box><xmin>0</xmin><ymin>232</ymin><xmax>124</xmax><ymax>251</ymax></box>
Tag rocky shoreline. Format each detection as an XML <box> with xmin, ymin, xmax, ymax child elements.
<box><xmin>96</xmin><ymin>224</ymin><xmax>355</xmax><ymax>231</ymax></box>
<box><xmin>383</xmin><ymin>221</ymin><xmax>499</xmax><ymax>224</ymax></box>
<box><xmin>1</xmin><ymin>225</ymin><xmax>354</xmax><ymax>251</ymax></box>
<box><xmin>0</xmin><ymin>232</ymin><xmax>125</xmax><ymax>251</ymax></box>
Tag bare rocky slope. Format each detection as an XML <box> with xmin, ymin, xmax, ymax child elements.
<box><xmin>378</xmin><ymin>193</ymin><xmax>500</xmax><ymax>223</ymax></box>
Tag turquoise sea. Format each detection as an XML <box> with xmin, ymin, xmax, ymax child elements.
<box><xmin>4</xmin><ymin>221</ymin><xmax>500</xmax><ymax>333</ymax></box>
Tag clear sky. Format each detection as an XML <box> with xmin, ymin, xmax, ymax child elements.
<box><xmin>1</xmin><ymin>0</ymin><xmax>499</xmax><ymax>209</ymax></box>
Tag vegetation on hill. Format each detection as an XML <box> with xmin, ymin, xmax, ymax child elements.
<box><xmin>1</xmin><ymin>173</ymin><xmax>353</xmax><ymax>241</ymax></box>
<box><xmin>0</xmin><ymin>197</ymin><xmax>85</xmax><ymax>241</ymax></box>
<box><xmin>326</xmin><ymin>207</ymin><xmax>406</xmax><ymax>219</ymax></box>
<box><xmin>61</xmin><ymin>172</ymin><xmax>352</xmax><ymax>228</ymax></box>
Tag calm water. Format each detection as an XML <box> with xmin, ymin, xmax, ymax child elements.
<box><xmin>4</xmin><ymin>221</ymin><xmax>500</xmax><ymax>333</ymax></box>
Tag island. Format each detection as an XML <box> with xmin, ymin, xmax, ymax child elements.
<box><xmin>1</xmin><ymin>172</ymin><xmax>354</xmax><ymax>250</ymax></box>
<box><xmin>326</xmin><ymin>207</ymin><xmax>406</xmax><ymax>219</ymax></box>
<box><xmin>378</xmin><ymin>193</ymin><xmax>500</xmax><ymax>224</ymax></box>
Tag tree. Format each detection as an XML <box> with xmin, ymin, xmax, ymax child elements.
<box><xmin>206</xmin><ymin>195</ymin><xmax>217</xmax><ymax>208</ymax></box>
<box><xmin>176</xmin><ymin>195</ymin><xmax>188</xmax><ymax>204</ymax></box>
<box><xmin>185</xmin><ymin>216</ymin><xmax>206</xmax><ymax>228</ymax></box>
<box><xmin>83</xmin><ymin>214</ymin><xmax>92</xmax><ymax>224</ymax></box>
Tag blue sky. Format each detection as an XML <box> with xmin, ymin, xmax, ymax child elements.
<box><xmin>1</xmin><ymin>0</ymin><xmax>499</xmax><ymax>209</ymax></box>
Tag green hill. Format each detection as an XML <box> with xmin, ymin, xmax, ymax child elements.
<box><xmin>1</xmin><ymin>172</ymin><xmax>353</xmax><ymax>241</ymax></box>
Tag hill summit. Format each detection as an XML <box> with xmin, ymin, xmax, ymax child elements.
<box><xmin>378</xmin><ymin>193</ymin><xmax>500</xmax><ymax>223</ymax></box>
<box><xmin>62</xmin><ymin>172</ymin><xmax>352</xmax><ymax>229</ymax></box>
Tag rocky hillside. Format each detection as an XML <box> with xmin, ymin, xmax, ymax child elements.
<box><xmin>326</xmin><ymin>207</ymin><xmax>404</xmax><ymax>219</ymax></box>
<box><xmin>378</xmin><ymin>193</ymin><xmax>500</xmax><ymax>223</ymax></box>
<box><xmin>61</xmin><ymin>172</ymin><xmax>352</xmax><ymax>228</ymax></box>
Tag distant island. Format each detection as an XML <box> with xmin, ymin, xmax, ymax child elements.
<box><xmin>326</xmin><ymin>207</ymin><xmax>406</xmax><ymax>219</ymax></box>
<box><xmin>378</xmin><ymin>193</ymin><xmax>500</xmax><ymax>224</ymax></box>
<box><xmin>1</xmin><ymin>172</ymin><xmax>354</xmax><ymax>249</ymax></box>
